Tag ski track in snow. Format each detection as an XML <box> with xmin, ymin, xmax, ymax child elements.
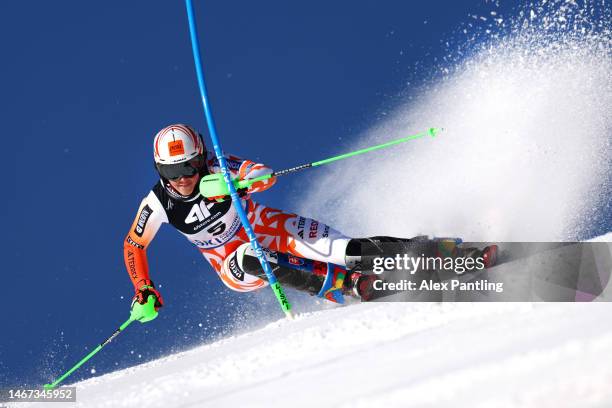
<box><xmin>16</xmin><ymin>301</ymin><xmax>612</xmax><ymax>408</ymax></box>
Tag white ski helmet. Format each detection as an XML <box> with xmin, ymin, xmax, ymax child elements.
<box><xmin>153</xmin><ymin>124</ymin><xmax>206</xmax><ymax>180</ymax></box>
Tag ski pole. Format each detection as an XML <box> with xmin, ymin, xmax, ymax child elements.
<box><xmin>185</xmin><ymin>0</ymin><xmax>292</xmax><ymax>318</ymax></box>
<box><xmin>43</xmin><ymin>296</ymin><xmax>158</xmax><ymax>390</ymax></box>
<box><xmin>200</xmin><ymin>127</ymin><xmax>441</xmax><ymax>198</ymax></box>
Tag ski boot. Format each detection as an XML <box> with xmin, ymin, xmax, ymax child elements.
<box><xmin>437</xmin><ymin>239</ymin><xmax>499</xmax><ymax>270</ymax></box>
<box><xmin>343</xmin><ymin>272</ymin><xmax>381</xmax><ymax>301</ymax></box>
<box><xmin>344</xmin><ymin>236</ymin><xmax>499</xmax><ymax>276</ymax></box>
<box><xmin>482</xmin><ymin>245</ymin><xmax>498</xmax><ymax>268</ymax></box>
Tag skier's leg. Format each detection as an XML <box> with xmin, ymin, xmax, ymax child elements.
<box><xmin>238</xmin><ymin>204</ymin><xmax>473</xmax><ymax>300</ymax></box>
<box><xmin>214</xmin><ymin>202</ymin><xmax>497</xmax><ymax>300</ymax></box>
<box><xmin>233</xmin><ymin>241</ymin><xmax>390</xmax><ymax>302</ymax></box>
<box><xmin>246</xmin><ymin>201</ymin><xmax>351</xmax><ymax>266</ymax></box>
<box><xmin>243</xmin><ymin>202</ymin><xmax>384</xmax><ymax>301</ymax></box>
<box><xmin>222</xmin><ymin>243</ymin><xmax>353</xmax><ymax>303</ymax></box>
<box><xmin>200</xmin><ymin>201</ymin><xmax>352</xmax><ymax>299</ymax></box>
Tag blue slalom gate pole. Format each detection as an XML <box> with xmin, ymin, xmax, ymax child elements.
<box><xmin>184</xmin><ymin>0</ymin><xmax>292</xmax><ymax>318</ymax></box>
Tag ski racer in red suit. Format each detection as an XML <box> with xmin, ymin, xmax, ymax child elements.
<box><xmin>124</xmin><ymin>124</ymin><xmax>497</xmax><ymax>311</ymax></box>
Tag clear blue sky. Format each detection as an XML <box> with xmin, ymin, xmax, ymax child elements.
<box><xmin>3</xmin><ymin>0</ymin><xmax>598</xmax><ymax>388</ymax></box>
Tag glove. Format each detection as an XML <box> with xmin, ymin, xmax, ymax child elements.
<box><xmin>133</xmin><ymin>279</ymin><xmax>164</xmax><ymax>311</ymax></box>
<box><xmin>204</xmin><ymin>186</ymin><xmax>249</xmax><ymax>203</ymax></box>
<box><xmin>237</xmin><ymin>186</ymin><xmax>249</xmax><ymax>198</ymax></box>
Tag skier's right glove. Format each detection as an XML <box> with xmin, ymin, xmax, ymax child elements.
<box><xmin>204</xmin><ymin>186</ymin><xmax>249</xmax><ymax>203</ymax></box>
<box><xmin>133</xmin><ymin>279</ymin><xmax>164</xmax><ymax>311</ymax></box>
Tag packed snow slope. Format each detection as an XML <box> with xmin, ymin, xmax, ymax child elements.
<box><xmin>15</xmin><ymin>288</ymin><xmax>612</xmax><ymax>408</ymax></box>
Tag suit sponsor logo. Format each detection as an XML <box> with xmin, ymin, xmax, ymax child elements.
<box><xmin>185</xmin><ymin>202</ymin><xmax>212</xmax><ymax>224</ymax></box>
<box><xmin>228</xmin><ymin>255</ymin><xmax>244</xmax><ymax>281</ymax></box>
<box><xmin>126</xmin><ymin>236</ymin><xmax>144</xmax><ymax>249</ymax></box>
<box><xmin>134</xmin><ymin>205</ymin><xmax>153</xmax><ymax>237</ymax></box>
<box><xmin>297</xmin><ymin>217</ymin><xmax>306</xmax><ymax>239</ymax></box>
<box><xmin>127</xmin><ymin>249</ymin><xmax>137</xmax><ymax>280</ymax></box>
<box><xmin>309</xmin><ymin>221</ymin><xmax>319</xmax><ymax>239</ymax></box>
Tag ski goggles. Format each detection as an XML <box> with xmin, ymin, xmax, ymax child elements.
<box><xmin>156</xmin><ymin>155</ymin><xmax>205</xmax><ymax>180</ymax></box>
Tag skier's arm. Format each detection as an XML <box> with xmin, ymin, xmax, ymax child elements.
<box><xmin>123</xmin><ymin>193</ymin><xmax>165</xmax><ymax>291</ymax></box>
<box><xmin>208</xmin><ymin>153</ymin><xmax>277</xmax><ymax>196</ymax></box>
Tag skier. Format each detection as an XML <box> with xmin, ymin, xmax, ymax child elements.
<box><xmin>124</xmin><ymin>124</ymin><xmax>497</xmax><ymax>311</ymax></box>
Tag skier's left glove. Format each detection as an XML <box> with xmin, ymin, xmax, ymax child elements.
<box><xmin>132</xmin><ymin>279</ymin><xmax>164</xmax><ymax>311</ymax></box>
